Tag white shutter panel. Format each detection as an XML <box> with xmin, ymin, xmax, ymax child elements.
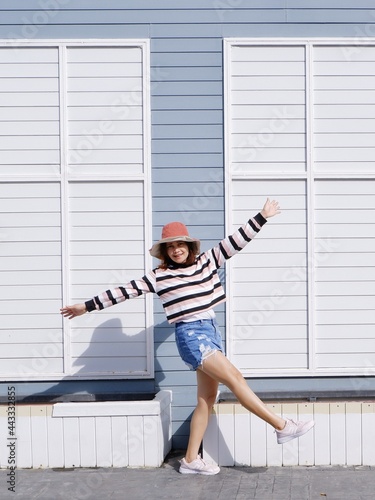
<box><xmin>0</xmin><ymin>41</ymin><xmax>151</xmax><ymax>381</ymax></box>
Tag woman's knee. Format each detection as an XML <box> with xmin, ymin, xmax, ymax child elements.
<box><xmin>197</xmin><ymin>388</ymin><xmax>217</xmax><ymax>407</ymax></box>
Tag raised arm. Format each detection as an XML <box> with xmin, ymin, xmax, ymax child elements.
<box><xmin>209</xmin><ymin>198</ymin><xmax>280</xmax><ymax>268</ymax></box>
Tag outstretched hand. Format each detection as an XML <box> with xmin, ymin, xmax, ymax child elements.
<box><xmin>260</xmin><ymin>198</ymin><xmax>281</xmax><ymax>219</ymax></box>
<box><xmin>60</xmin><ymin>303</ymin><xmax>87</xmax><ymax>320</ymax></box>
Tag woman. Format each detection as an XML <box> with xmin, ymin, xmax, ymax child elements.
<box><xmin>61</xmin><ymin>198</ymin><xmax>314</xmax><ymax>475</ymax></box>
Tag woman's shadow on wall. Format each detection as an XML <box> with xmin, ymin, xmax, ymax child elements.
<box><xmin>19</xmin><ymin>317</ymin><xmax>169</xmax><ymax>403</ymax></box>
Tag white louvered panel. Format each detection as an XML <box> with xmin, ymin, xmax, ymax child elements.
<box><xmin>315</xmin><ymin>179</ymin><xmax>375</xmax><ymax>371</ymax></box>
<box><xmin>314</xmin><ymin>45</ymin><xmax>375</xmax><ymax>173</ymax></box>
<box><xmin>229</xmin><ymin>45</ymin><xmax>305</xmax><ymax>174</ymax></box>
<box><xmin>0</xmin><ymin>181</ymin><xmax>64</xmax><ymax>377</ymax></box>
<box><xmin>67</xmin><ymin>46</ymin><xmax>144</xmax><ymax>175</ymax></box>
<box><xmin>0</xmin><ymin>42</ymin><xmax>151</xmax><ymax>382</ymax></box>
<box><xmin>68</xmin><ymin>180</ymin><xmax>150</xmax><ymax>377</ymax></box>
<box><xmin>229</xmin><ymin>179</ymin><xmax>308</xmax><ymax>375</ymax></box>
<box><xmin>0</xmin><ymin>47</ymin><xmax>60</xmax><ymax>176</ymax></box>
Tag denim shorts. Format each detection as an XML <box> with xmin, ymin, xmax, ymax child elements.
<box><xmin>174</xmin><ymin>319</ymin><xmax>224</xmax><ymax>371</ymax></box>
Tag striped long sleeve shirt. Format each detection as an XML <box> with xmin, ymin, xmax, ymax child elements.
<box><xmin>85</xmin><ymin>213</ymin><xmax>267</xmax><ymax>324</ymax></box>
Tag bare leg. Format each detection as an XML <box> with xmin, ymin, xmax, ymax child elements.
<box><xmin>185</xmin><ymin>368</ymin><xmax>219</xmax><ymax>463</ymax></box>
<box><xmin>200</xmin><ymin>351</ymin><xmax>285</xmax><ymax>430</ymax></box>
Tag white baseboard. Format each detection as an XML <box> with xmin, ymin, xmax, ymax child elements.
<box><xmin>203</xmin><ymin>401</ymin><xmax>375</xmax><ymax>466</ymax></box>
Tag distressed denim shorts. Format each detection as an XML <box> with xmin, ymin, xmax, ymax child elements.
<box><xmin>174</xmin><ymin>319</ymin><xmax>224</xmax><ymax>371</ymax></box>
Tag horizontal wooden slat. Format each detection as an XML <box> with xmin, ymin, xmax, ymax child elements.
<box><xmin>232</xmin><ymin>61</ymin><xmax>305</xmax><ymax>76</ymax></box>
<box><xmin>232</xmin><ymin>339</ymin><xmax>307</xmax><ymax>355</ymax></box>
<box><xmin>0</xmin><ymin>358</ymin><xmax>63</xmax><ymax>374</ymax></box>
<box><xmin>232</xmin><ymin>310</ymin><xmax>307</xmax><ymax>325</ymax></box>
<box><xmin>316</xmin><ymin>324</ymin><xmax>375</xmax><ymax>338</ymax></box>
<box><xmin>0</xmin><ymin>256</ymin><xmax>61</xmax><ymax>271</ymax></box>
<box><xmin>67</xmin><ymin>106</ymin><xmax>142</xmax><ymax>121</ymax></box>
<box><xmin>317</xmin><ymin>338</ymin><xmax>375</xmax><ymax>353</ymax></box>
<box><xmin>316</xmin><ymin>353</ymin><xmax>375</xmax><ymax>369</ymax></box>
<box><xmin>0</xmin><ymin>329</ymin><xmax>62</xmax><ymax>344</ymax></box>
<box><xmin>314</xmin><ymin>45</ymin><xmax>375</xmax><ymax>62</ymax></box>
<box><xmin>70</xmin><ymin>327</ymin><xmax>147</xmax><ymax>343</ymax></box>
<box><xmin>0</xmin><ymin>284</ymin><xmax>61</xmax><ymax>300</ymax></box>
<box><xmin>315</xmin><ymin>75</ymin><xmax>375</xmax><ymax>90</ymax></box>
<box><xmin>70</xmin><ymin>240</ymin><xmax>144</xmax><ymax>256</ymax></box>
<box><xmin>234</xmin><ymin>295</ymin><xmax>306</xmax><ymax>311</ymax></box>
<box><xmin>316</xmin><ymin>310</ymin><xmax>375</xmax><ymax>324</ymax></box>
<box><xmin>68</xmin><ymin>62</ymin><xmax>142</xmax><ymax>78</ymax></box>
<box><xmin>234</xmin><ymin>353</ymin><xmax>308</xmax><ymax>370</ymax></box>
<box><xmin>0</xmin><ymin>63</ymin><xmax>58</xmax><ymax>78</ymax></box>
<box><xmin>314</xmin><ymin>61</ymin><xmax>375</xmax><ymax>76</ymax></box>
<box><xmin>316</xmin><ymin>295</ymin><xmax>375</xmax><ymax>310</ymax></box>
<box><xmin>70</xmin><ymin>357</ymin><xmax>147</xmax><ymax>374</ymax></box>
<box><xmin>0</xmin><ymin>342</ymin><xmax>63</xmax><ymax>358</ymax></box>
<box><xmin>71</xmin><ymin>341</ymin><xmax>147</xmax><ymax>358</ymax></box>
<box><xmin>231</xmin><ymin>46</ymin><xmax>305</xmax><ymax>62</ymax></box>
<box><xmin>67</xmin><ymin>46</ymin><xmax>142</xmax><ymax>63</ymax></box>
<box><xmin>315</xmin><ymin>267</ymin><xmax>375</xmax><ymax>281</ymax></box>
<box><xmin>231</xmin><ymin>324</ymin><xmax>307</xmax><ymax>341</ymax></box>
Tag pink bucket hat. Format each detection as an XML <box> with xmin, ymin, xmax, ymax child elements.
<box><xmin>149</xmin><ymin>221</ymin><xmax>201</xmax><ymax>259</ymax></box>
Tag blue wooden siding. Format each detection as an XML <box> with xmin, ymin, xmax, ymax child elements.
<box><xmin>1</xmin><ymin>0</ymin><xmax>375</xmax><ymax>449</ymax></box>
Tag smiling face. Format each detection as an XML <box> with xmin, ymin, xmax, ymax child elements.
<box><xmin>166</xmin><ymin>240</ymin><xmax>190</xmax><ymax>264</ymax></box>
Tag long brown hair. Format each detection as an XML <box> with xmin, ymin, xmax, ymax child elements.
<box><xmin>158</xmin><ymin>241</ymin><xmax>198</xmax><ymax>270</ymax></box>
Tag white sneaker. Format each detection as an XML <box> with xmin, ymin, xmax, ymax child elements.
<box><xmin>276</xmin><ymin>418</ymin><xmax>315</xmax><ymax>444</ymax></box>
<box><xmin>179</xmin><ymin>454</ymin><xmax>220</xmax><ymax>475</ymax></box>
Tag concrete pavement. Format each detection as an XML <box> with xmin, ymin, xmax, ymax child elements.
<box><xmin>1</xmin><ymin>450</ymin><xmax>374</xmax><ymax>500</ymax></box>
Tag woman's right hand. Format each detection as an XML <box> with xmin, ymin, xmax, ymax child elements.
<box><xmin>60</xmin><ymin>303</ymin><xmax>87</xmax><ymax>319</ymax></box>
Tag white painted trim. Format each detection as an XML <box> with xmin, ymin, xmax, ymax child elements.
<box><xmin>223</xmin><ymin>39</ymin><xmax>234</xmax><ymax>362</ymax></box>
<box><xmin>0</xmin><ymin>39</ymin><xmax>150</xmax><ymax>47</ymax></box>
<box><xmin>224</xmin><ymin>37</ymin><xmax>375</xmax><ymax>46</ymax></box>
<box><xmin>141</xmin><ymin>39</ymin><xmax>155</xmax><ymax>379</ymax></box>
<box><xmin>305</xmin><ymin>43</ymin><xmax>316</xmax><ymax>373</ymax></box>
<box><xmin>59</xmin><ymin>44</ymin><xmax>71</xmax><ymax>376</ymax></box>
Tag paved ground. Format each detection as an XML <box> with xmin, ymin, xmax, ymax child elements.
<box><xmin>1</xmin><ymin>450</ymin><xmax>374</xmax><ymax>500</ymax></box>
